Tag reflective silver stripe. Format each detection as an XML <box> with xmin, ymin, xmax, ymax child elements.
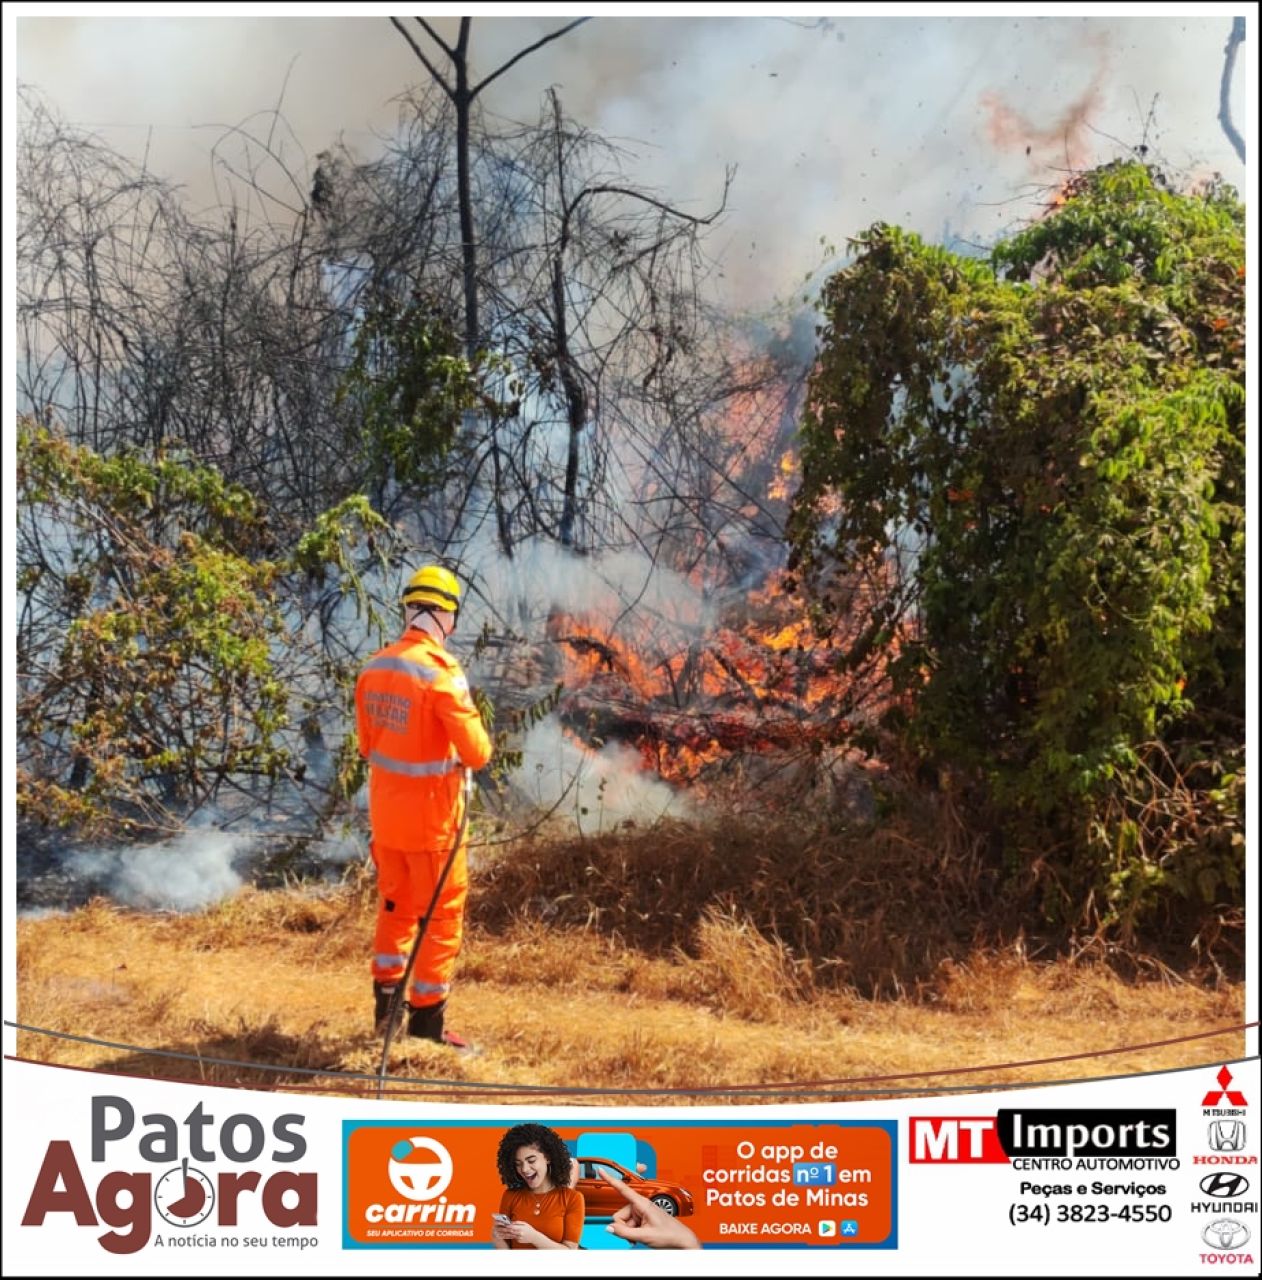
<box><xmin>374</xmin><ymin>953</ymin><xmax>408</xmax><ymax>969</ymax></box>
<box><xmin>365</xmin><ymin>655</ymin><xmax>439</xmax><ymax>683</ymax></box>
<box><xmin>368</xmin><ymin>751</ymin><xmax>461</xmax><ymax>778</ymax></box>
<box><xmin>410</xmin><ymin>980</ymin><xmax>450</xmax><ymax>997</ymax></box>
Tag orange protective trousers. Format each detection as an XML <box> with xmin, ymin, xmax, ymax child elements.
<box><xmin>371</xmin><ymin>834</ymin><xmax>468</xmax><ymax>1009</ymax></box>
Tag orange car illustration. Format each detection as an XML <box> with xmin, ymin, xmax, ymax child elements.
<box><xmin>574</xmin><ymin>1156</ymin><xmax>696</xmax><ymax>1218</ymax></box>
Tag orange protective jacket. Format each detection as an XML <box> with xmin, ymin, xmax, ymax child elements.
<box><xmin>355</xmin><ymin>629</ymin><xmax>492</xmax><ymax>852</ymax></box>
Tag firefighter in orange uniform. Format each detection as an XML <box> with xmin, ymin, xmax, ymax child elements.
<box><xmin>355</xmin><ymin>565</ymin><xmax>492</xmax><ymax>1048</ymax></box>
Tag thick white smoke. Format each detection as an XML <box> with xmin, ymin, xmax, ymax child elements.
<box><xmin>303</xmin><ymin>829</ymin><xmax>366</xmax><ymax>866</ymax></box>
<box><xmin>464</xmin><ymin>540</ymin><xmax>715</xmax><ymax>639</ymax></box>
<box><xmin>66</xmin><ymin>828</ymin><xmax>250</xmax><ymax>911</ymax></box>
<box><xmin>13</xmin><ymin>14</ymin><xmax>1248</xmax><ymax>310</ymax></box>
<box><xmin>515</xmin><ymin>716</ymin><xmax>693</xmax><ymax>831</ymax></box>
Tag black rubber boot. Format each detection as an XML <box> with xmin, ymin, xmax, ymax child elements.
<box><xmin>407</xmin><ymin>1000</ymin><xmax>476</xmax><ymax>1053</ymax></box>
<box><xmin>374</xmin><ymin>982</ymin><xmax>399</xmax><ymax>1035</ymax></box>
<box><xmin>405</xmin><ymin>1000</ymin><xmax>446</xmax><ymax>1041</ymax></box>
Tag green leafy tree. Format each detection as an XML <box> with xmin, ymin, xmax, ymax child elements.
<box><xmin>788</xmin><ymin>162</ymin><xmax>1244</xmax><ymax>938</ymax></box>
<box><xmin>17</xmin><ymin>422</ymin><xmax>395</xmax><ymax>835</ymax></box>
<box><xmin>335</xmin><ymin>293</ymin><xmax>482</xmax><ymax>510</ymax></box>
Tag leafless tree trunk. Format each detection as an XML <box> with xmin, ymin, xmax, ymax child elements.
<box><xmin>388</xmin><ymin>16</ymin><xmax>592</xmax><ymax>557</ymax></box>
<box><xmin>315</xmin><ymin>60</ymin><xmax>767</xmax><ymax>576</ymax></box>
<box><xmin>541</xmin><ymin>89</ymin><xmax>732</xmax><ymax>548</ymax></box>
<box><xmin>389</xmin><ymin>16</ymin><xmax>591</xmax><ymax>356</ymax></box>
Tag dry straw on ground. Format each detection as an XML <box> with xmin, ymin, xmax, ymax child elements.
<box><xmin>16</xmin><ymin>829</ymin><xmax>1245</xmax><ymax>1104</ymax></box>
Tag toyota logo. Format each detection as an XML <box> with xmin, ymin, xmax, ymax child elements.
<box><xmin>1201</xmin><ymin>1219</ymin><xmax>1251</xmax><ymax>1251</ymax></box>
<box><xmin>1200</xmin><ymin>1172</ymin><xmax>1249</xmax><ymax>1199</ymax></box>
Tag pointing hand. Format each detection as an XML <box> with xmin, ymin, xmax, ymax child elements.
<box><xmin>598</xmin><ymin>1166</ymin><xmax>701</xmax><ymax>1250</ymax></box>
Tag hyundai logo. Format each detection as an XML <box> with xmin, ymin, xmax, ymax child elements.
<box><xmin>1201</xmin><ymin>1219</ymin><xmax>1251</xmax><ymax>1251</ymax></box>
<box><xmin>1200</xmin><ymin>1173</ymin><xmax>1250</xmax><ymax>1199</ymax></box>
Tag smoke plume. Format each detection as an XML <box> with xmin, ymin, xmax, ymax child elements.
<box><xmin>14</xmin><ymin>15</ymin><xmax>1247</xmax><ymax>308</ymax></box>
<box><xmin>66</xmin><ymin>829</ymin><xmax>250</xmax><ymax>911</ymax></box>
<box><xmin>516</xmin><ymin>717</ymin><xmax>693</xmax><ymax>830</ymax></box>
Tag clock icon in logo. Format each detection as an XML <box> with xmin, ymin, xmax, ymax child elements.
<box><xmin>154</xmin><ymin>1158</ymin><xmax>215</xmax><ymax>1227</ymax></box>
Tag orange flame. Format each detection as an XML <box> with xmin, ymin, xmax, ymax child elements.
<box><xmin>550</xmin><ymin>563</ymin><xmax>905</xmax><ymax>789</ymax></box>
<box><xmin>767</xmin><ymin>449</ymin><xmax>797</xmax><ymax>502</ymax></box>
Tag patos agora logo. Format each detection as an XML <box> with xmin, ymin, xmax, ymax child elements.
<box><xmin>19</xmin><ymin>1096</ymin><xmax>316</xmax><ymax>1254</ymax></box>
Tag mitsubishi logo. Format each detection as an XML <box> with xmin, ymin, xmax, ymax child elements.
<box><xmin>1203</xmin><ymin>1066</ymin><xmax>1249</xmax><ymax>1108</ymax></box>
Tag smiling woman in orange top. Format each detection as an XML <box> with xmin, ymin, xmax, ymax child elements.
<box><xmin>491</xmin><ymin>1124</ymin><xmax>584</xmax><ymax>1250</ymax></box>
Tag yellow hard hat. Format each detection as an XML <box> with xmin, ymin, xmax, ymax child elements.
<box><xmin>402</xmin><ymin>564</ymin><xmax>462</xmax><ymax>616</ymax></box>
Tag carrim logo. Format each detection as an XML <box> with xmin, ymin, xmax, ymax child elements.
<box><xmin>1201</xmin><ymin>1219</ymin><xmax>1251</xmax><ymax>1251</ymax></box>
<box><xmin>1199</xmin><ymin>1173</ymin><xmax>1250</xmax><ymax>1200</ymax></box>
<box><xmin>1209</xmin><ymin>1121</ymin><xmax>1247</xmax><ymax>1152</ymax></box>
<box><xmin>387</xmin><ymin>1137</ymin><xmax>454</xmax><ymax>1202</ymax></box>
<box><xmin>365</xmin><ymin>1135</ymin><xmax>475</xmax><ymax>1227</ymax></box>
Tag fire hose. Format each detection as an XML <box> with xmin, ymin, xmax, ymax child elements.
<box><xmin>375</xmin><ymin>766</ymin><xmax>474</xmax><ymax>1099</ymax></box>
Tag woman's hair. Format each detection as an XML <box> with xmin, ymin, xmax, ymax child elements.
<box><xmin>496</xmin><ymin>1123</ymin><xmax>574</xmax><ymax>1190</ymax></box>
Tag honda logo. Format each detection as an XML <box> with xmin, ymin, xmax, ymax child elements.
<box><xmin>1199</xmin><ymin>1172</ymin><xmax>1250</xmax><ymax>1199</ymax></box>
<box><xmin>1208</xmin><ymin>1120</ymin><xmax>1247</xmax><ymax>1152</ymax></box>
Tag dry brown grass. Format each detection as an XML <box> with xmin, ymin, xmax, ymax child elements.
<box><xmin>469</xmin><ymin>809</ymin><xmax>1245</xmax><ymax>991</ymax></box>
<box><xmin>469</xmin><ymin>814</ymin><xmax>1009</xmax><ymax>997</ymax></box>
<box><xmin>15</xmin><ymin>877</ymin><xmax>1245</xmax><ymax>1105</ymax></box>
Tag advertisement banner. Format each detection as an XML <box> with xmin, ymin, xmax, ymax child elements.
<box><xmin>4</xmin><ymin>1054</ymin><xmax>1259</xmax><ymax>1275</ymax></box>
<box><xmin>342</xmin><ymin>1119</ymin><xmax>895</xmax><ymax>1249</ymax></box>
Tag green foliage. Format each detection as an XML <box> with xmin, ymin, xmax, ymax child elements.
<box><xmin>789</xmin><ymin>163</ymin><xmax>1244</xmax><ymax>935</ymax></box>
<box><xmin>487</xmin><ymin>681</ymin><xmax>566</xmax><ymax>783</ymax></box>
<box><xmin>18</xmin><ymin>423</ymin><xmax>268</xmax><ymax>548</ymax></box>
<box><xmin>17</xmin><ymin>422</ymin><xmax>397</xmax><ymax>835</ymax></box>
<box><xmin>17</xmin><ymin>426</ymin><xmax>289</xmax><ymax>831</ymax></box>
<box><xmin>336</xmin><ymin>294</ymin><xmax>480</xmax><ymax>494</ymax></box>
<box><xmin>291</xmin><ymin>493</ymin><xmax>395</xmax><ymax>640</ymax></box>
<box><xmin>463</xmin><ymin>616</ymin><xmax>565</xmax><ymax>784</ymax></box>
<box><xmin>332</xmin><ymin>730</ymin><xmax>368</xmax><ymax>808</ymax></box>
